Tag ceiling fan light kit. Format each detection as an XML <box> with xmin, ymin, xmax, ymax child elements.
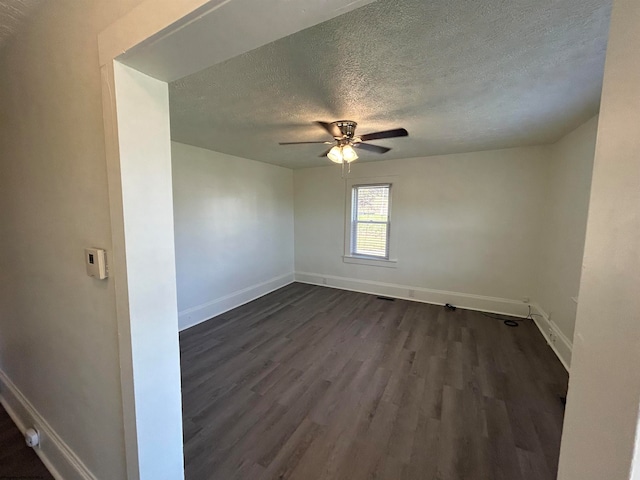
<box><xmin>327</xmin><ymin>145</ymin><xmax>344</xmax><ymax>163</ymax></box>
<box><xmin>279</xmin><ymin>120</ymin><xmax>408</xmax><ymax>168</ymax></box>
<box><xmin>328</xmin><ymin>144</ymin><xmax>358</xmax><ymax>164</ymax></box>
<box><xmin>342</xmin><ymin>144</ymin><xmax>358</xmax><ymax>162</ymax></box>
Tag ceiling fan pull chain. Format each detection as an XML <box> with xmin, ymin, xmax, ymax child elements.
<box><xmin>341</xmin><ymin>160</ymin><xmax>351</xmax><ymax>178</ymax></box>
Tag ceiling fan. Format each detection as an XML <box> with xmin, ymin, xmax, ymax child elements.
<box><xmin>279</xmin><ymin>120</ymin><xmax>408</xmax><ymax>164</ymax></box>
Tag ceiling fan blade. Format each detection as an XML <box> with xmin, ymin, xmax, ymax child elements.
<box><xmin>315</xmin><ymin>121</ymin><xmax>342</xmax><ymax>138</ymax></box>
<box><xmin>354</xmin><ymin>143</ymin><xmax>391</xmax><ymax>154</ymax></box>
<box><xmin>319</xmin><ymin>148</ymin><xmax>333</xmax><ymax>158</ymax></box>
<box><xmin>359</xmin><ymin>128</ymin><xmax>408</xmax><ymax>142</ymax></box>
<box><xmin>279</xmin><ymin>141</ymin><xmax>333</xmax><ymax>145</ymax></box>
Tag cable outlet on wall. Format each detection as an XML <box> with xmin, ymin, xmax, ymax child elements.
<box><xmin>522</xmin><ymin>296</ymin><xmax>530</xmax><ymax>303</ymax></box>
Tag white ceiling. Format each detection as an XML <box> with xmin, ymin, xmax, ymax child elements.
<box><xmin>0</xmin><ymin>0</ymin><xmax>41</xmax><ymax>49</ymax></box>
<box><xmin>169</xmin><ymin>0</ymin><xmax>611</xmax><ymax>169</ymax></box>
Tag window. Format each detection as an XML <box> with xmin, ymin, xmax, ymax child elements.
<box><xmin>350</xmin><ymin>184</ymin><xmax>391</xmax><ymax>259</ymax></box>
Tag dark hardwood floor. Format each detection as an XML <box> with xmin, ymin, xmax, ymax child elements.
<box><xmin>0</xmin><ymin>403</ymin><xmax>53</xmax><ymax>479</ymax></box>
<box><xmin>180</xmin><ymin>283</ymin><xmax>568</xmax><ymax>480</ymax></box>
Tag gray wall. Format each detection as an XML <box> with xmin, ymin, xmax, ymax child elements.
<box><xmin>172</xmin><ymin>142</ymin><xmax>295</xmax><ymax>330</ymax></box>
<box><xmin>535</xmin><ymin>117</ymin><xmax>598</xmax><ymax>341</ymax></box>
<box><xmin>0</xmin><ymin>1</ymin><xmax>144</xmax><ymax>478</ymax></box>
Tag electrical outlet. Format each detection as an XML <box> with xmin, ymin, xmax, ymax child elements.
<box><xmin>408</xmin><ymin>290</ymin><xmax>415</xmax><ymax>298</ymax></box>
<box><xmin>522</xmin><ymin>296</ymin><xmax>530</xmax><ymax>303</ymax></box>
<box><xmin>322</xmin><ymin>277</ymin><xmax>327</xmax><ymax>285</ymax></box>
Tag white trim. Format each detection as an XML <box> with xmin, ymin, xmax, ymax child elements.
<box><xmin>342</xmin><ymin>255</ymin><xmax>398</xmax><ymax>268</ymax></box>
<box><xmin>349</xmin><ymin>183</ymin><xmax>392</xmax><ymax>259</ymax></box>
<box><xmin>179</xmin><ymin>273</ymin><xmax>295</xmax><ymax>331</ymax></box>
<box><xmin>0</xmin><ymin>369</ymin><xmax>97</xmax><ymax>480</ymax></box>
<box><xmin>100</xmin><ymin>60</ymin><xmax>140</xmax><ymax>480</ymax></box>
<box><xmin>530</xmin><ymin>303</ymin><xmax>573</xmax><ymax>371</ymax></box>
<box><xmin>294</xmin><ymin>271</ymin><xmax>530</xmax><ymax>318</ymax></box>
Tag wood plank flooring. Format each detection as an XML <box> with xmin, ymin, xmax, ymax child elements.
<box><xmin>180</xmin><ymin>283</ymin><xmax>568</xmax><ymax>480</ymax></box>
<box><xmin>0</xmin><ymin>403</ymin><xmax>53</xmax><ymax>479</ymax></box>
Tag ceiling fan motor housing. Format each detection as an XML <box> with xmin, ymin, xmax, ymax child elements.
<box><xmin>334</xmin><ymin>120</ymin><xmax>358</xmax><ymax>139</ymax></box>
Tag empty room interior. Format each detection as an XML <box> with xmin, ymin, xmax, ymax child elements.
<box><xmin>1</xmin><ymin>0</ymin><xmax>640</xmax><ymax>480</ymax></box>
<box><xmin>171</xmin><ymin>1</ymin><xmax>603</xmax><ymax>478</ymax></box>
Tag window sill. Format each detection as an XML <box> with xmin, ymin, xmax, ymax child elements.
<box><xmin>342</xmin><ymin>255</ymin><xmax>398</xmax><ymax>268</ymax></box>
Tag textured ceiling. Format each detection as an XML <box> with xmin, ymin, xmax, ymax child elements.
<box><xmin>0</xmin><ymin>0</ymin><xmax>41</xmax><ymax>49</ymax></box>
<box><xmin>169</xmin><ymin>0</ymin><xmax>611</xmax><ymax>169</ymax></box>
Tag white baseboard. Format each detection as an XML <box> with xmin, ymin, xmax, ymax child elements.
<box><xmin>179</xmin><ymin>272</ymin><xmax>295</xmax><ymax>331</ymax></box>
<box><xmin>530</xmin><ymin>303</ymin><xmax>572</xmax><ymax>371</ymax></box>
<box><xmin>295</xmin><ymin>271</ymin><xmax>530</xmax><ymax>318</ymax></box>
<box><xmin>0</xmin><ymin>369</ymin><xmax>97</xmax><ymax>480</ymax></box>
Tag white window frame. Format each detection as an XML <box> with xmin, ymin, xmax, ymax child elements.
<box><xmin>343</xmin><ymin>176</ymin><xmax>398</xmax><ymax>268</ymax></box>
<box><xmin>350</xmin><ymin>183</ymin><xmax>392</xmax><ymax>259</ymax></box>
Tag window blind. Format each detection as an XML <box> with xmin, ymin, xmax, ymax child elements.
<box><xmin>351</xmin><ymin>184</ymin><xmax>391</xmax><ymax>258</ymax></box>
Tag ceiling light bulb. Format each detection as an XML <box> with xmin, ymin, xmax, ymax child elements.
<box><xmin>327</xmin><ymin>145</ymin><xmax>343</xmax><ymax>163</ymax></box>
<box><xmin>342</xmin><ymin>144</ymin><xmax>359</xmax><ymax>163</ymax></box>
